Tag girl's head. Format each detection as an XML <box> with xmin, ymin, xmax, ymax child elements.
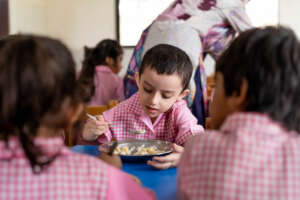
<box><xmin>78</xmin><ymin>39</ymin><xmax>123</xmax><ymax>102</ymax></box>
<box><xmin>211</xmin><ymin>26</ymin><xmax>300</xmax><ymax>131</ymax></box>
<box><xmin>136</xmin><ymin>44</ymin><xmax>192</xmax><ymax>121</ymax></box>
<box><xmin>0</xmin><ymin>34</ymin><xmax>82</xmax><ymax>172</ymax></box>
<box><xmin>84</xmin><ymin>39</ymin><xmax>123</xmax><ymax>73</ymax></box>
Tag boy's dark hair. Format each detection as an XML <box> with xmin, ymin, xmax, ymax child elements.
<box><xmin>216</xmin><ymin>26</ymin><xmax>300</xmax><ymax>132</ymax></box>
<box><xmin>0</xmin><ymin>34</ymin><xmax>81</xmax><ymax>173</ymax></box>
<box><xmin>140</xmin><ymin>44</ymin><xmax>193</xmax><ymax>91</ymax></box>
<box><xmin>78</xmin><ymin>39</ymin><xmax>123</xmax><ymax>102</ymax></box>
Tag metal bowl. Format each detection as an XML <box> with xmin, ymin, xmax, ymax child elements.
<box><xmin>101</xmin><ymin>139</ymin><xmax>173</xmax><ymax>162</ymax></box>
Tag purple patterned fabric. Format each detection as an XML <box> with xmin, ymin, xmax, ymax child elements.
<box><xmin>198</xmin><ymin>0</ymin><xmax>217</xmax><ymax>11</ymax></box>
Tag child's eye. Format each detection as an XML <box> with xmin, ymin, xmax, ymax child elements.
<box><xmin>162</xmin><ymin>94</ymin><xmax>172</xmax><ymax>99</ymax></box>
<box><xmin>143</xmin><ymin>87</ymin><xmax>152</xmax><ymax>93</ymax></box>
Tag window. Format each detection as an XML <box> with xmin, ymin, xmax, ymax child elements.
<box><xmin>246</xmin><ymin>0</ymin><xmax>279</xmax><ymax>26</ymax></box>
<box><xmin>117</xmin><ymin>0</ymin><xmax>279</xmax><ymax>47</ymax></box>
<box><xmin>117</xmin><ymin>0</ymin><xmax>173</xmax><ymax>47</ymax></box>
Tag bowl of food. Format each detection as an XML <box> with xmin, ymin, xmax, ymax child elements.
<box><xmin>100</xmin><ymin>139</ymin><xmax>173</xmax><ymax>162</ymax></box>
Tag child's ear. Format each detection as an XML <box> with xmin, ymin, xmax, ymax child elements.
<box><xmin>135</xmin><ymin>72</ymin><xmax>141</xmax><ymax>89</ymax></box>
<box><xmin>177</xmin><ymin>89</ymin><xmax>190</xmax><ymax>100</ymax></box>
<box><xmin>228</xmin><ymin>78</ymin><xmax>248</xmax><ymax>111</ymax></box>
<box><xmin>105</xmin><ymin>57</ymin><xmax>114</xmax><ymax>67</ymax></box>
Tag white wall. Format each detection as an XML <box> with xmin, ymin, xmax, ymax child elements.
<box><xmin>9</xmin><ymin>0</ymin><xmax>48</xmax><ymax>35</ymax></box>
<box><xmin>9</xmin><ymin>0</ymin><xmax>117</xmax><ymax>71</ymax></box>
<box><xmin>46</xmin><ymin>0</ymin><xmax>117</xmax><ymax>70</ymax></box>
<box><xmin>279</xmin><ymin>0</ymin><xmax>300</xmax><ymax>37</ymax></box>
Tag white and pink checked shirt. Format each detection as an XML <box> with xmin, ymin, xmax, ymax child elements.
<box><xmin>0</xmin><ymin>137</ymin><xmax>155</xmax><ymax>200</ymax></box>
<box><xmin>178</xmin><ymin>112</ymin><xmax>300</xmax><ymax>200</ymax></box>
<box><xmin>98</xmin><ymin>93</ymin><xmax>204</xmax><ymax>145</ymax></box>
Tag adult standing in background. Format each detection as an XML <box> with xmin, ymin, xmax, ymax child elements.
<box><xmin>123</xmin><ymin>0</ymin><xmax>252</xmax><ymax>126</ymax></box>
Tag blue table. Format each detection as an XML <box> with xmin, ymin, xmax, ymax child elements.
<box><xmin>71</xmin><ymin>145</ymin><xmax>177</xmax><ymax>200</ymax></box>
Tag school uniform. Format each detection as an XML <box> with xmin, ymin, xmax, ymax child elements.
<box><xmin>89</xmin><ymin>65</ymin><xmax>124</xmax><ymax>106</ymax></box>
<box><xmin>97</xmin><ymin>92</ymin><xmax>204</xmax><ymax>145</ymax></box>
<box><xmin>178</xmin><ymin>112</ymin><xmax>300</xmax><ymax>200</ymax></box>
<box><xmin>0</xmin><ymin>137</ymin><xmax>155</xmax><ymax>200</ymax></box>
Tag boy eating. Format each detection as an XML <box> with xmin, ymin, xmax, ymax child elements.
<box><xmin>83</xmin><ymin>44</ymin><xmax>204</xmax><ymax>169</ymax></box>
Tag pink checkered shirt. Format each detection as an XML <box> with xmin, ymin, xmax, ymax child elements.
<box><xmin>89</xmin><ymin>65</ymin><xmax>124</xmax><ymax>106</ymax></box>
<box><xmin>98</xmin><ymin>92</ymin><xmax>204</xmax><ymax>145</ymax></box>
<box><xmin>0</xmin><ymin>137</ymin><xmax>155</xmax><ymax>200</ymax></box>
<box><xmin>178</xmin><ymin>112</ymin><xmax>300</xmax><ymax>200</ymax></box>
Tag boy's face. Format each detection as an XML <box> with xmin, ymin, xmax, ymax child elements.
<box><xmin>136</xmin><ymin>67</ymin><xmax>189</xmax><ymax>122</ymax></box>
<box><xmin>210</xmin><ymin>72</ymin><xmax>247</xmax><ymax>129</ymax></box>
<box><xmin>210</xmin><ymin>72</ymin><xmax>231</xmax><ymax>129</ymax></box>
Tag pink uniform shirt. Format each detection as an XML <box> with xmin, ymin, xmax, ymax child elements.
<box><xmin>89</xmin><ymin>65</ymin><xmax>124</xmax><ymax>106</ymax></box>
<box><xmin>178</xmin><ymin>112</ymin><xmax>300</xmax><ymax>200</ymax></box>
<box><xmin>0</xmin><ymin>137</ymin><xmax>155</xmax><ymax>200</ymax></box>
<box><xmin>97</xmin><ymin>92</ymin><xmax>204</xmax><ymax>145</ymax></box>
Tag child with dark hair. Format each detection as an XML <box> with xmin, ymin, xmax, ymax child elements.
<box><xmin>178</xmin><ymin>26</ymin><xmax>300</xmax><ymax>199</ymax></box>
<box><xmin>83</xmin><ymin>44</ymin><xmax>204</xmax><ymax>169</ymax></box>
<box><xmin>78</xmin><ymin>39</ymin><xmax>124</xmax><ymax>105</ymax></box>
<box><xmin>0</xmin><ymin>35</ymin><xmax>155</xmax><ymax>200</ymax></box>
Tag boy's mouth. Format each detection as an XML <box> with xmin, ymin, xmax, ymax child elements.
<box><xmin>146</xmin><ymin>106</ymin><xmax>158</xmax><ymax>113</ymax></box>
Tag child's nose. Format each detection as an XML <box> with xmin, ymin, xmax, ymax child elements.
<box><xmin>150</xmin><ymin>93</ymin><xmax>160</xmax><ymax>105</ymax></box>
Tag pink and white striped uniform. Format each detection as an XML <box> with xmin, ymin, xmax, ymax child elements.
<box><xmin>178</xmin><ymin>112</ymin><xmax>300</xmax><ymax>200</ymax></box>
<box><xmin>89</xmin><ymin>65</ymin><xmax>124</xmax><ymax>106</ymax></box>
<box><xmin>0</xmin><ymin>137</ymin><xmax>155</xmax><ymax>200</ymax></box>
<box><xmin>98</xmin><ymin>92</ymin><xmax>204</xmax><ymax>145</ymax></box>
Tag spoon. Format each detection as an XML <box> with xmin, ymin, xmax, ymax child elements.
<box><xmin>86</xmin><ymin>113</ymin><xmax>97</xmax><ymax>121</ymax></box>
<box><xmin>127</xmin><ymin>129</ymin><xmax>146</xmax><ymax>134</ymax></box>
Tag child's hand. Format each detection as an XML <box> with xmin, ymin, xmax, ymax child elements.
<box><xmin>147</xmin><ymin>143</ymin><xmax>184</xmax><ymax>169</ymax></box>
<box><xmin>99</xmin><ymin>151</ymin><xmax>122</xmax><ymax>169</ymax></box>
<box><xmin>82</xmin><ymin>115</ymin><xmax>109</xmax><ymax>141</ymax></box>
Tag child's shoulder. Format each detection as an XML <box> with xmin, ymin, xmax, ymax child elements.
<box><xmin>103</xmin><ymin>93</ymin><xmax>143</xmax><ymax>124</ymax></box>
<box><xmin>188</xmin><ymin>129</ymin><xmax>225</xmax><ymax>144</ymax></box>
<box><xmin>184</xmin><ymin>130</ymin><xmax>227</xmax><ymax>156</ymax></box>
<box><xmin>108</xmin><ymin>93</ymin><xmax>140</xmax><ymax>113</ymax></box>
<box><xmin>172</xmin><ymin>99</ymin><xmax>188</xmax><ymax>109</ymax></box>
<box><xmin>169</xmin><ymin>99</ymin><xmax>190</xmax><ymax>116</ymax></box>
<box><xmin>61</xmin><ymin>149</ymin><xmax>115</xmax><ymax>178</ymax></box>
<box><xmin>55</xmin><ymin>149</ymin><xmax>113</xmax><ymax>195</ymax></box>
<box><xmin>63</xmin><ymin>148</ymin><xmax>108</xmax><ymax>170</ymax></box>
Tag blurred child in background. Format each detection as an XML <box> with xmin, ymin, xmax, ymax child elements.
<box><xmin>178</xmin><ymin>26</ymin><xmax>300</xmax><ymax>199</ymax></box>
<box><xmin>79</xmin><ymin>39</ymin><xmax>124</xmax><ymax>106</ymax></box>
<box><xmin>0</xmin><ymin>35</ymin><xmax>155</xmax><ymax>200</ymax></box>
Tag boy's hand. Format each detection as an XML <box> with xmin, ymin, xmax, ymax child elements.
<box><xmin>147</xmin><ymin>143</ymin><xmax>184</xmax><ymax>169</ymax></box>
<box><xmin>82</xmin><ymin>115</ymin><xmax>109</xmax><ymax>141</ymax></box>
